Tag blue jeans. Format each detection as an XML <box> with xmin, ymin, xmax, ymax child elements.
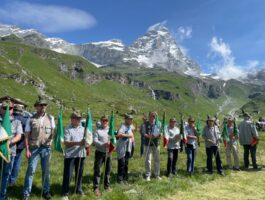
<box><xmin>0</xmin><ymin>156</ymin><xmax>15</xmax><ymax>199</ymax></box>
<box><xmin>23</xmin><ymin>147</ymin><xmax>51</xmax><ymax>197</ymax></box>
<box><xmin>9</xmin><ymin>148</ymin><xmax>24</xmax><ymax>184</ymax></box>
<box><xmin>186</xmin><ymin>144</ymin><xmax>196</xmax><ymax>173</ymax></box>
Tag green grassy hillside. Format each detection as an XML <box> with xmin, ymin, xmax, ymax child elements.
<box><xmin>0</xmin><ymin>40</ymin><xmax>228</xmax><ymax>121</ymax></box>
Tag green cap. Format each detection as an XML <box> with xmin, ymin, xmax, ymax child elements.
<box><xmin>14</xmin><ymin>104</ymin><xmax>24</xmax><ymax>113</ymax></box>
<box><xmin>125</xmin><ymin>114</ymin><xmax>133</xmax><ymax>119</ymax></box>
<box><xmin>207</xmin><ymin>116</ymin><xmax>216</xmax><ymax>121</ymax></box>
<box><xmin>71</xmin><ymin>110</ymin><xmax>82</xmax><ymax>118</ymax></box>
<box><xmin>188</xmin><ymin>116</ymin><xmax>195</xmax><ymax>122</ymax></box>
<box><xmin>34</xmin><ymin>96</ymin><xmax>48</xmax><ymax>107</ymax></box>
<box><xmin>169</xmin><ymin>117</ymin><xmax>177</xmax><ymax>122</ymax></box>
<box><xmin>101</xmin><ymin>115</ymin><xmax>109</xmax><ymax>120</ymax></box>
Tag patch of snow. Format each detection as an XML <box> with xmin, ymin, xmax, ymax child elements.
<box><xmin>90</xmin><ymin>61</ymin><xmax>103</xmax><ymax>68</ymax></box>
<box><xmin>51</xmin><ymin>48</ymin><xmax>67</xmax><ymax>54</ymax></box>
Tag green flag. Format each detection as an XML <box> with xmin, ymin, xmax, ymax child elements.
<box><xmin>161</xmin><ymin>112</ymin><xmax>168</xmax><ymax>147</ymax></box>
<box><xmin>155</xmin><ymin>114</ymin><xmax>159</xmax><ymax>126</ymax></box>
<box><xmin>2</xmin><ymin>105</ymin><xmax>12</xmax><ymax>137</ymax></box>
<box><xmin>196</xmin><ymin>117</ymin><xmax>202</xmax><ymax>137</ymax></box>
<box><xmin>180</xmin><ymin>114</ymin><xmax>187</xmax><ymax>144</ymax></box>
<box><xmin>108</xmin><ymin>111</ymin><xmax>116</xmax><ymax>153</ymax></box>
<box><xmin>222</xmin><ymin>120</ymin><xmax>229</xmax><ymax>147</ymax></box>
<box><xmin>54</xmin><ymin>111</ymin><xmax>64</xmax><ymax>153</ymax></box>
<box><xmin>0</xmin><ymin>105</ymin><xmax>12</xmax><ymax>163</ymax></box>
<box><xmin>85</xmin><ymin>111</ymin><xmax>93</xmax><ymax>156</ymax></box>
<box><xmin>87</xmin><ymin>111</ymin><xmax>93</xmax><ymax>133</ymax></box>
<box><xmin>233</xmin><ymin>118</ymin><xmax>239</xmax><ymax>136</ymax></box>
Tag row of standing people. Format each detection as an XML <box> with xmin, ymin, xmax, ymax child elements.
<box><xmin>0</xmin><ymin>97</ymin><xmax>260</xmax><ymax>200</ymax></box>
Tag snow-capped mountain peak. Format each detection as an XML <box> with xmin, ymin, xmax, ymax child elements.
<box><xmin>91</xmin><ymin>39</ymin><xmax>125</xmax><ymax>51</ymax></box>
<box><xmin>0</xmin><ymin>23</ymin><xmax>200</xmax><ymax>74</ymax></box>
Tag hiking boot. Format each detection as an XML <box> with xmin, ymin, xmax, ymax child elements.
<box><xmin>145</xmin><ymin>176</ymin><xmax>151</xmax><ymax>181</ymax></box>
<box><xmin>43</xmin><ymin>192</ymin><xmax>52</xmax><ymax>200</ymax></box>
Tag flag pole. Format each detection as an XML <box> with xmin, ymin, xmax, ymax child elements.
<box><xmin>74</xmin><ymin>106</ymin><xmax>89</xmax><ymax>194</ymax></box>
<box><xmin>0</xmin><ymin>159</ymin><xmax>4</xmax><ymax>196</ymax></box>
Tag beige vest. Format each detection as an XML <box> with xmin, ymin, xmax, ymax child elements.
<box><xmin>29</xmin><ymin>113</ymin><xmax>53</xmax><ymax>148</ymax></box>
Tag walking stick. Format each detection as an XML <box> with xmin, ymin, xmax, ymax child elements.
<box><xmin>0</xmin><ymin>159</ymin><xmax>4</xmax><ymax>196</ymax></box>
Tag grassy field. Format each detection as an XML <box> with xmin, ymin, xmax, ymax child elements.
<box><xmin>5</xmin><ymin>125</ymin><xmax>265</xmax><ymax>200</ymax></box>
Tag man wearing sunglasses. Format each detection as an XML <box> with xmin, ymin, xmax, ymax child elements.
<box><xmin>23</xmin><ymin>97</ymin><xmax>55</xmax><ymax>200</ymax></box>
<box><xmin>0</xmin><ymin>100</ymin><xmax>23</xmax><ymax>200</ymax></box>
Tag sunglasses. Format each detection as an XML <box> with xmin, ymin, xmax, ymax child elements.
<box><xmin>2</xmin><ymin>107</ymin><xmax>13</xmax><ymax>110</ymax></box>
<box><xmin>38</xmin><ymin>104</ymin><xmax>47</xmax><ymax>107</ymax></box>
<box><xmin>102</xmin><ymin>119</ymin><xmax>108</xmax><ymax>122</ymax></box>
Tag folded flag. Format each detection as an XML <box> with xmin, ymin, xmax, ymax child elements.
<box><xmin>0</xmin><ymin>105</ymin><xmax>12</xmax><ymax>163</ymax></box>
<box><xmin>85</xmin><ymin>111</ymin><xmax>93</xmax><ymax>156</ymax></box>
<box><xmin>161</xmin><ymin>112</ymin><xmax>168</xmax><ymax>147</ymax></box>
<box><xmin>54</xmin><ymin>111</ymin><xmax>64</xmax><ymax>153</ymax></box>
<box><xmin>108</xmin><ymin>111</ymin><xmax>116</xmax><ymax>153</ymax></box>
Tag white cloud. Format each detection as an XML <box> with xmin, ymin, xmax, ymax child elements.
<box><xmin>0</xmin><ymin>1</ymin><xmax>96</xmax><ymax>33</ymax></box>
<box><xmin>147</xmin><ymin>20</ymin><xmax>167</xmax><ymax>32</ymax></box>
<box><xmin>176</xmin><ymin>26</ymin><xmax>192</xmax><ymax>42</ymax></box>
<box><xmin>208</xmin><ymin>36</ymin><xmax>251</xmax><ymax>81</ymax></box>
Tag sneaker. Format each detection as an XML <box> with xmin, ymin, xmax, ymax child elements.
<box><xmin>145</xmin><ymin>176</ymin><xmax>151</xmax><ymax>181</ymax></box>
<box><xmin>204</xmin><ymin>169</ymin><xmax>213</xmax><ymax>174</ymax></box>
<box><xmin>219</xmin><ymin>172</ymin><xmax>225</xmax><ymax>176</ymax></box>
<box><xmin>155</xmin><ymin>176</ymin><xmax>162</xmax><ymax>180</ymax></box>
<box><xmin>105</xmin><ymin>187</ymin><xmax>112</xmax><ymax>192</ymax></box>
<box><xmin>94</xmin><ymin>189</ymin><xmax>101</xmax><ymax>196</ymax></box>
<box><xmin>233</xmin><ymin>167</ymin><xmax>241</xmax><ymax>171</ymax></box>
<box><xmin>43</xmin><ymin>192</ymin><xmax>52</xmax><ymax>200</ymax></box>
<box><xmin>61</xmin><ymin>196</ymin><xmax>69</xmax><ymax>200</ymax></box>
<box><xmin>76</xmin><ymin>190</ymin><xmax>85</xmax><ymax>196</ymax></box>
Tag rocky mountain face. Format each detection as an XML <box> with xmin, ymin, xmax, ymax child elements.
<box><xmin>0</xmin><ymin>24</ymin><xmax>200</xmax><ymax>74</ymax></box>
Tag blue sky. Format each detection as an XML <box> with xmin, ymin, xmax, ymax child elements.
<box><xmin>1</xmin><ymin>0</ymin><xmax>265</xmax><ymax>79</ymax></box>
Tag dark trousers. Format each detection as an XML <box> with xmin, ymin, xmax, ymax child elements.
<box><xmin>62</xmin><ymin>157</ymin><xmax>85</xmax><ymax>196</ymax></box>
<box><xmin>186</xmin><ymin>144</ymin><xmax>196</xmax><ymax>173</ymax></box>
<box><xmin>167</xmin><ymin>149</ymin><xmax>178</xmax><ymax>175</ymax></box>
<box><xmin>140</xmin><ymin>136</ymin><xmax>145</xmax><ymax>157</ymax></box>
<box><xmin>206</xmin><ymin>146</ymin><xmax>223</xmax><ymax>173</ymax></box>
<box><xmin>243</xmin><ymin>145</ymin><xmax>257</xmax><ymax>168</ymax></box>
<box><xmin>93</xmin><ymin>150</ymin><xmax>111</xmax><ymax>190</ymax></box>
<box><xmin>117</xmin><ymin>152</ymin><xmax>130</xmax><ymax>182</ymax></box>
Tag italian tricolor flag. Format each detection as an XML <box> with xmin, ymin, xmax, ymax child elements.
<box><xmin>161</xmin><ymin>112</ymin><xmax>168</xmax><ymax>147</ymax></box>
